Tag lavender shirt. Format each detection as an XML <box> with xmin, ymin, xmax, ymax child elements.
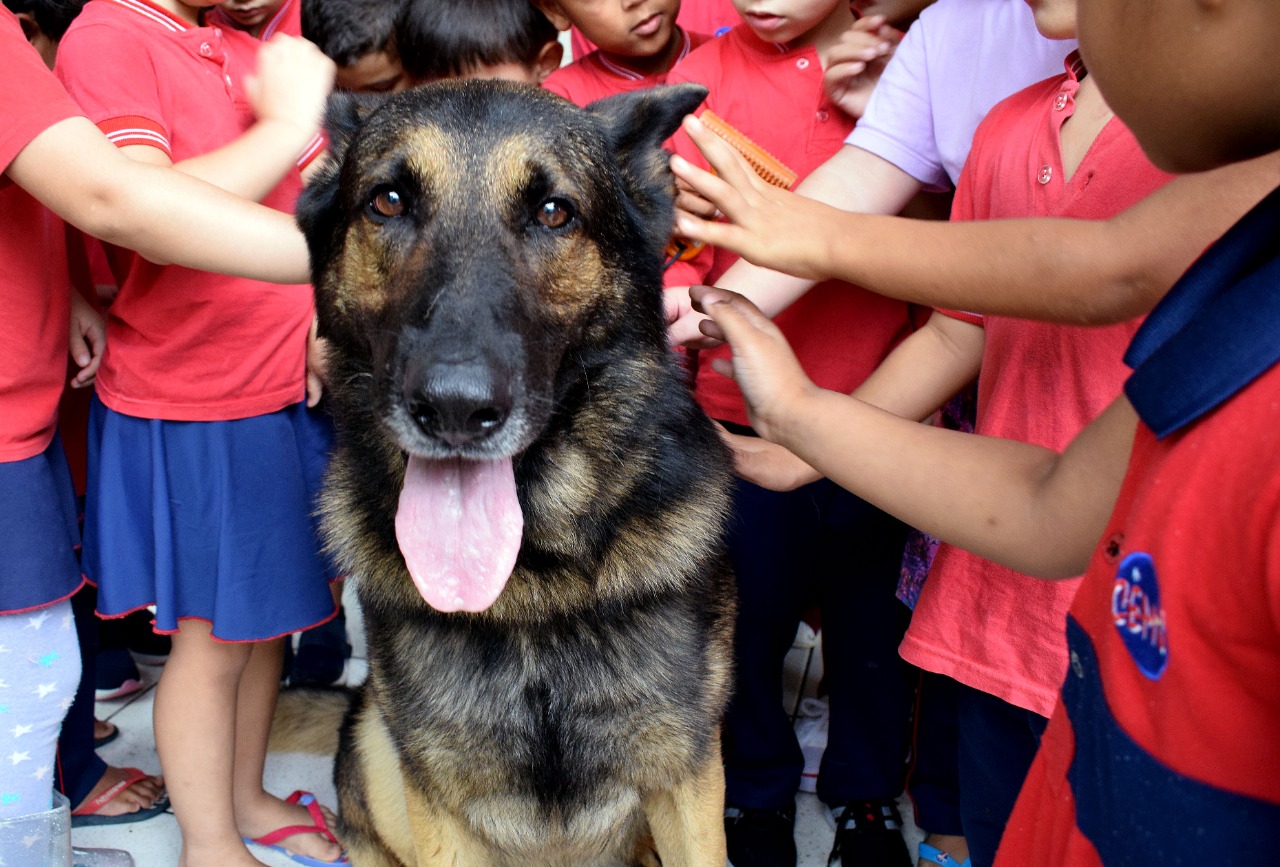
<box><xmin>847</xmin><ymin>0</ymin><xmax>1076</xmax><ymax>190</ymax></box>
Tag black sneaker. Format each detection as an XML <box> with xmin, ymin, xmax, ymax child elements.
<box><xmin>827</xmin><ymin>800</ymin><xmax>912</xmax><ymax>867</ymax></box>
<box><xmin>290</xmin><ymin>609</ymin><xmax>352</xmax><ymax>687</ymax></box>
<box><xmin>725</xmin><ymin>803</ymin><xmax>797</xmax><ymax>867</ymax></box>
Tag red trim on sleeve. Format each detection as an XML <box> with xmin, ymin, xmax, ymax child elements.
<box><xmin>97</xmin><ymin>115</ymin><xmax>171</xmax><ymax>156</ymax></box>
<box><xmin>935</xmin><ymin>308</ymin><xmax>985</xmax><ymax>326</ymax></box>
<box><xmin>296</xmin><ymin>132</ymin><xmax>327</xmax><ymax>170</ymax></box>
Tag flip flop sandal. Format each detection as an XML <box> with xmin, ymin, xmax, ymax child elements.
<box><xmin>242</xmin><ymin>790</ymin><xmax>350</xmax><ymax>866</ymax></box>
<box><xmin>93</xmin><ymin>721</ymin><xmax>120</xmax><ymax>748</ymax></box>
<box><xmin>919</xmin><ymin>841</ymin><xmax>971</xmax><ymax>866</ymax></box>
<box><xmin>71</xmin><ymin>767</ymin><xmax>169</xmax><ymax>828</ymax></box>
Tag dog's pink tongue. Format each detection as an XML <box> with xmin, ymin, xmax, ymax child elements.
<box><xmin>395</xmin><ymin>456</ymin><xmax>523</xmax><ymax>612</ymax></box>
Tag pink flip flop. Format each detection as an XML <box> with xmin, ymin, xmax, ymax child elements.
<box><xmin>242</xmin><ymin>790</ymin><xmax>350</xmax><ymax>866</ymax></box>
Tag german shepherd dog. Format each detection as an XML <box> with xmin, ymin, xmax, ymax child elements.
<box><xmin>295</xmin><ymin>80</ymin><xmax>735</xmax><ymax>866</ymax></box>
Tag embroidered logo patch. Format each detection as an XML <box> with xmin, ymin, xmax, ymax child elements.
<box><xmin>1111</xmin><ymin>552</ymin><xmax>1168</xmax><ymax>679</ymax></box>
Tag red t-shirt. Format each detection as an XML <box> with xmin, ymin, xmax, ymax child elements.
<box><xmin>543</xmin><ymin>27</ymin><xmax>707</xmax><ymax>107</ymax></box>
<box><xmin>900</xmin><ymin>58</ymin><xmax>1176</xmax><ymax>717</ymax></box>
<box><xmin>206</xmin><ymin>0</ymin><xmax>301</xmax><ymax>39</ymax></box>
<box><xmin>568</xmin><ymin>0</ymin><xmax>737</xmax><ymax>60</ymax></box>
<box><xmin>998</xmin><ymin>371</ymin><xmax>1280</xmax><ymax>866</ymax></box>
<box><xmin>0</xmin><ymin>10</ymin><xmax>85</xmax><ymax>461</ymax></box>
<box><xmin>56</xmin><ymin>0</ymin><xmax>313</xmax><ymax>422</ymax></box>
<box><xmin>666</xmin><ymin>24</ymin><xmax>914</xmax><ymax>426</ymax></box>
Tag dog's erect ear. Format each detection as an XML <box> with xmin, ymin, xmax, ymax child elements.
<box><xmin>586</xmin><ymin>83</ymin><xmax>707</xmax><ymax>245</ymax></box>
<box><xmin>587</xmin><ymin>83</ymin><xmax>707</xmax><ymax>155</ymax></box>
<box><xmin>297</xmin><ymin>91</ymin><xmax>389</xmax><ymax>282</ymax></box>
<box><xmin>321</xmin><ymin>90</ymin><xmax>389</xmax><ymax>167</ymax></box>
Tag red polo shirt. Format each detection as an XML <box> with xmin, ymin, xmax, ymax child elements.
<box><xmin>666</xmin><ymin>24</ymin><xmax>914</xmax><ymax>426</ymax></box>
<box><xmin>899</xmin><ymin>58</ymin><xmax>1175</xmax><ymax>718</ymax></box>
<box><xmin>996</xmin><ymin>187</ymin><xmax>1280</xmax><ymax>865</ymax></box>
<box><xmin>544</xmin><ymin>27</ymin><xmax>707</xmax><ymax>107</ymax></box>
<box><xmin>0</xmin><ymin>10</ymin><xmax>85</xmax><ymax>461</ymax></box>
<box><xmin>55</xmin><ymin>0</ymin><xmax>313</xmax><ymax>422</ymax></box>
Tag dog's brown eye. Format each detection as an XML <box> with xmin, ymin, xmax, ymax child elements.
<box><xmin>369</xmin><ymin>187</ymin><xmax>405</xmax><ymax>219</ymax></box>
<box><xmin>536</xmin><ymin>198</ymin><xmax>574</xmax><ymax>230</ymax></box>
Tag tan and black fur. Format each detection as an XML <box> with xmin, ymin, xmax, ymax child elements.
<box><xmin>295</xmin><ymin>81</ymin><xmax>734</xmax><ymax>866</ymax></box>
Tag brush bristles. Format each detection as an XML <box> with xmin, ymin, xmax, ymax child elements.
<box><xmin>699</xmin><ymin>111</ymin><xmax>799</xmax><ymax>189</ymax></box>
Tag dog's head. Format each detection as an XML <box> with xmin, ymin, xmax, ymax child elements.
<box><xmin>298</xmin><ymin>81</ymin><xmax>707</xmax><ymax>613</ymax></box>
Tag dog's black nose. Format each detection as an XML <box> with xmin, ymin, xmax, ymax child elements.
<box><xmin>405</xmin><ymin>364</ymin><xmax>511</xmax><ymax>448</ymax></box>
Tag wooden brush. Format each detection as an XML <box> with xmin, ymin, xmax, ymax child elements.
<box><xmin>667</xmin><ymin>110</ymin><xmax>800</xmax><ymax>266</ymax></box>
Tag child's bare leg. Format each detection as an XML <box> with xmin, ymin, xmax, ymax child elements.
<box><xmin>233</xmin><ymin>636</ymin><xmax>344</xmax><ymax>863</ymax></box>
<box><xmin>154</xmin><ymin>619</ymin><xmax>260</xmax><ymax>867</ymax></box>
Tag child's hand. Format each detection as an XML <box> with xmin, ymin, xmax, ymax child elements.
<box><xmin>714</xmin><ymin>422</ymin><xmax>823</xmax><ymax>491</ymax></box>
<box><xmin>664</xmin><ymin>285</ymin><xmax>722</xmax><ymax>349</ymax></box>
<box><xmin>823</xmin><ymin>15</ymin><xmax>899</xmax><ymax>119</ymax></box>
<box><xmin>68</xmin><ymin>291</ymin><xmax>105</xmax><ymax>389</ymax></box>
<box><xmin>245</xmin><ymin>35</ymin><xmax>336</xmax><ymax>140</ymax></box>
<box><xmin>305</xmin><ymin>314</ymin><xmax>328</xmax><ymax>407</ymax></box>
<box><xmin>670</xmin><ymin>115</ymin><xmax>838</xmax><ymax>282</ymax></box>
<box><xmin>690</xmin><ymin>285</ymin><xmax>818</xmax><ymax>442</ymax></box>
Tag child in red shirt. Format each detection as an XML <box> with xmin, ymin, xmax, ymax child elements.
<box><xmin>665</xmin><ymin>2</ymin><xmax>917</xmax><ymax>866</ymax></box>
<box><xmin>674</xmin><ymin>0</ymin><xmax>1280</xmax><ymax>862</ymax></box>
<box><xmin>55</xmin><ymin>2</ymin><xmax>344</xmax><ymax>863</ymax></box>
<box><xmin>536</xmin><ymin>0</ymin><xmax>710</xmax><ymax>106</ymax></box>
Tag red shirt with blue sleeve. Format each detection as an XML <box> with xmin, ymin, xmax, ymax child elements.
<box><xmin>902</xmin><ymin>57</ymin><xmax>1175</xmax><ymax>718</ymax></box>
<box><xmin>995</xmin><ymin>185</ymin><xmax>1280</xmax><ymax>867</ymax></box>
<box><xmin>55</xmin><ymin>0</ymin><xmax>313</xmax><ymax>422</ymax></box>
<box><xmin>544</xmin><ymin>27</ymin><xmax>708</xmax><ymax>107</ymax></box>
<box><xmin>664</xmin><ymin>24</ymin><xmax>915</xmax><ymax>426</ymax></box>
<box><xmin>0</xmin><ymin>9</ymin><xmax>85</xmax><ymax>462</ymax></box>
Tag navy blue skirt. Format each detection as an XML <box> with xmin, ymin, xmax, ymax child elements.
<box><xmin>0</xmin><ymin>432</ymin><xmax>83</xmax><ymax>614</ymax></box>
<box><xmin>83</xmin><ymin>396</ymin><xmax>340</xmax><ymax>642</ymax></box>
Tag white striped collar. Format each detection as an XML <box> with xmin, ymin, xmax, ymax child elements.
<box><xmin>258</xmin><ymin>0</ymin><xmax>292</xmax><ymax>39</ymax></box>
<box><xmin>597</xmin><ymin>27</ymin><xmax>692</xmax><ymax>81</ymax></box>
<box><xmin>103</xmin><ymin>0</ymin><xmax>192</xmax><ymax>32</ymax></box>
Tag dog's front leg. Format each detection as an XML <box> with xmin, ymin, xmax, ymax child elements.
<box><xmin>403</xmin><ymin>786</ymin><xmax>495</xmax><ymax>867</ymax></box>
<box><xmin>642</xmin><ymin>732</ymin><xmax>728</xmax><ymax>867</ymax></box>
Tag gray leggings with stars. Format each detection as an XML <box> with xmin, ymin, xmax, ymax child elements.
<box><xmin>0</xmin><ymin>600</ymin><xmax>81</xmax><ymax>821</ymax></box>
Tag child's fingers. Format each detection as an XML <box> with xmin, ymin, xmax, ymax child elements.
<box><xmin>690</xmin><ymin>285</ymin><xmax>779</xmax><ymax>343</ymax></box>
<box><xmin>69</xmin><ymin>331</ymin><xmax>91</xmax><ymax>368</ymax></box>
<box><xmin>709</xmin><ymin>356</ymin><xmax>735</xmax><ymax>381</ymax></box>
<box><xmin>681</xmin><ymin>115</ymin><xmax>764</xmax><ymax>196</ymax></box>
<box><xmin>673</xmin><ymin>208</ymin><xmax>736</xmax><ymax>251</ymax></box>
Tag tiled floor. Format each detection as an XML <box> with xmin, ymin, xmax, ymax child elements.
<box><xmin>76</xmin><ymin>595</ymin><xmax>922</xmax><ymax>866</ymax></box>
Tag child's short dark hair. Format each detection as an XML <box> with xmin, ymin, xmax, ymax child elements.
<box><xmin>302</xmin><ymin>0</ymin><xmax>407</xmax><ymax>67</ymax></box>
<box><xmin>398</xmin><ymin>0</ymin><xmax>558</xmax><ymax>80</ymax></box>
<box><xmin>3</xmin><ymin>0</ymin><xmax>85</xmax><ymax>40</ymax></box>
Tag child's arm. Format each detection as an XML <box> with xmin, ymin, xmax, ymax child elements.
<box><xmin>666</xmin><ymin>141</ymin><xmax>924</xmax><ymax>346</ymax></box>
<box><xmin>723</xmin><ymin>309</ymin><xmax>984</xmax><ymax>490</ymax></box>
<box><xmin>693</xmin><ymin>284</ymin><xmax>1137</xmax><ymax>578</ymax></box>
<box><xmin>130</xmin><ymin>35</ymin><xmax>333</xmax><ymax>202</ymax></box>
<box><xmin>7</xmin><ymin>115</ymin><xmax>311</xmax><ymax>282</ymax></box>
<box><xmin>672</xmin><ymin>114</ymin><xmax>1280</xmax><ymax>328</ymax></box>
